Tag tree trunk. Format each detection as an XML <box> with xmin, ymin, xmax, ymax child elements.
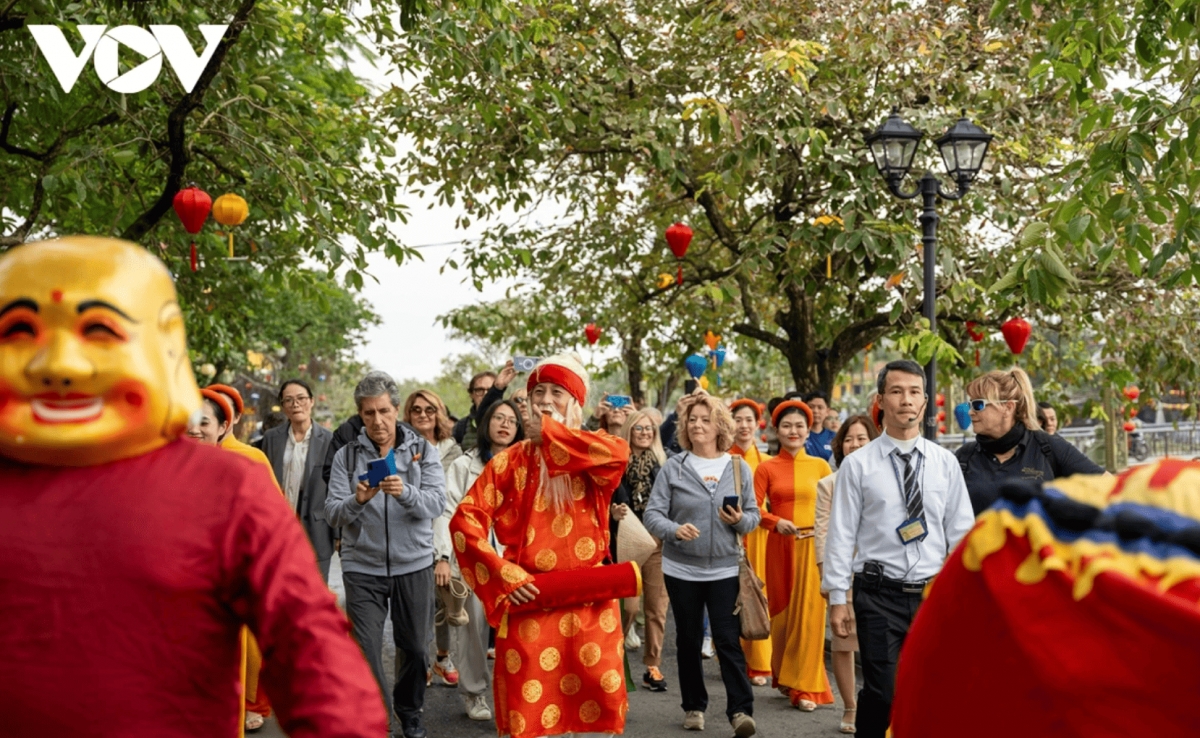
<box><xmin>621</xmin><ymin>328</ymin><xmax>646</xmax><ymax>406</ymax></box>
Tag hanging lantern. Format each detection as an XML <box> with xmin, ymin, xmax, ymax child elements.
<box><xmin>704</xmin><ymin>331</ymin><xmax>721</xmax><ymax>351</ymax></box>
<box><xmin>665</xmin><ymin>222</ymin><xmax>693</xmax><ymax>286</ymax></box>
<box><xmin>212</xmin><ymin>193</ymin><xmax>249</xmax><ymax>259</ymax></box>
<box><xmin>1123</xmin><ymin>386</ymin><xmax>1141</xmax><ymax>402</ymax></box>
<box><xmin>198</xmin><ymin>363</ymin><xmax>216</xmax><ymax>378</ymax></box>
<box><xmin>585</xmin><ymin>323</ymin><xmax>602</xmax><ymax>345</ymax></box>
<box><xmin>885</xmin><ymin>271</ymin><xmax>905</xmax><ymax>289</ymax></box>
<box><xmin>966</xmin><ymin>320</ymin><xmax>985</xmax><ymax>367</ymax></box>
<box><xmin>684</xmin><ymin>353</ymin><xmax>707</xmax><ymax>380</ymax></box>
<box><xmin>954</xmin><ymin>402</ymin><xmax>972</xmax><ymax>431</ymax></box>
<box><xmin>172</xmin><ymin>185</ymin><xmax>212</xmax><ymax>272</ymax></box>
<box><xmin>935</xmin><ymin>393</ymin><xmax>945</xmax><ymax>408</ymax></box>
<box><xmin>1123</xmin><ymin>421</ymin><xmax>1136</xmax><ymax>433</ymax></box>
<box><xmin>938</xmin><ymin>423</ymin><xmax>947</xmax><ymax>435</ymax></box>
<box><xmin>714</xmin><ymin>345</ymin><xmax>727</xmax><ymax>387</ymax></box>
<box><xmin>698</xmin><ymin>376</ymin><xmax>710</xmax><ymax>390</ymax></box>
<box><xmin>937</xmin><ymin>410</ymin><xmax>946</xmax><ymax>422</ymax></box>
<box><xmin>1001</xmin><ymin>317</ymin><xmax>1031</xmax><ymax>356</ymax></box>
<box><xmin>1128</xmin><ymin>407</ymin><xmax>1138</xmax><ymax>418</ymax></box>
<box><xmin>318</xmin><ymin>394</ymin><xmax>327</xmax><ymax>402</ymax></box>
<box><xmin>656</xmin><ymin>272</ymin><xmax>674</xmax><ymax>289</ymax></box>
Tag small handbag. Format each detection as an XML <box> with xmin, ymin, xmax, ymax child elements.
<box><xmin>616</xmin><ymin>512</ymin><xmax>658</xmax><ymax>568</ymax></box>
<box><xmin>729</xmin><ymin>456</ymin><xmax>771</xmax><ymax>640</ymax></box>
<box><xmin>437</xmin><ymin>574</ymin><xmax>471</xmax><ymax>627</ymax></box>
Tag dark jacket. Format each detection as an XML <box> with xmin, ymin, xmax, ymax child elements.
<box><xmin>262</xmin><ymin>422</ymin><xmax>336</xmax><ymax>563</ymax></box>
<box><xmin>322</xmin><ymin>415</ymin><xmax>365</xmax><ymax>487</ymax></box>
<box><xmin>452</xmin><ymin>385</ymin><xmax>505</xmax><ymax>449</ymax></box>
<box><xmin>955</xmin><ymin>427</ymin><xmax>1105</xmax><ymax>515</ymax></box>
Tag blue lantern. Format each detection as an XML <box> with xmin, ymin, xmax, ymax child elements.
<box><xmin>954</xmin><ymin>402</ymin><xmax>972</xmax><ymax>431</ymax></box>
<box><xmin>684</xmin><ymin>354</ymin><xmax>707</xmax><ymax>380</ymax></box>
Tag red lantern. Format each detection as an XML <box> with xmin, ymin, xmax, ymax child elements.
<box><xmin>1123</xmin><ymin>386</ymin><xmax>1141</xmax><ymax>402</ymax></box>
<box><xmin>585</xmin><ymin>323</ymin><xmax>602</xmax><ymax>345</ymax></box>
<box><xmin>1123</xmin><ymin>421</ymin><xmax>1136</xmax><ymax>433</ymax></box>
<box><xmin>936</xmin><ymin>393</ymin><xmax>945</xmax><ymax>407</ymax></box>
<box><xmin>665</xmin><ymin>222</ymin><xmax>693</xmax><ymax>286</ymax></box>
<box><xmin>937</xmin><ymin>410</ymin><xmax>946</xmax><ymax>422</ymax></box>
<box><xmin>938</xmin><ymin>423</ymin><xmax>947</xmax><ymax>435</ymax></box>
<box><xmin>966</xmin><ymin>321</ymin><xmax>986</xmax><ymax>366</ymax></box>
<box><xmin>173</xmin><ymin>186</ymin><xmax>211</xmax><ymax>272</ymax></box>
<box><xmin>1129</xmin><ymin>407</ymin><xmax>1138</xmax><ymax>418</ymax></box>
<box><xmin>1001</xmin><ymin>317</ymin><xmax>1031</xmax><ymax>355</ymax></box>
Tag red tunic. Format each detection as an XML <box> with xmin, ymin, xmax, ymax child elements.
<box><xmin>0</xmin><ymin>439</ymin><xmax>386</xmax><ymax>737</ymax></box>
<box><xmin>450</xmin><ymin>416</ymin><xmax>630</xmax><ymax>738</ymax></box>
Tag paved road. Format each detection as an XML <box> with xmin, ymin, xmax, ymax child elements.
<box><xmin>258</xmin><ymin>555</ymin><xmax>855</xmax><ymax>737</ymax></box>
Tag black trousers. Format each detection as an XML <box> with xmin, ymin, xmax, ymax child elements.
<box><xmin>664</xmin><ymin>573</ymin><xmax>754</xmax><ymax>720</ymax></box>
<box><xmin>343</xmin><ymin>566</ymin><xmax>435</xmax><ymax>723</ymax></box>
<box><xmin>853</xmin><ymin>582</ymin><xmax>923</xmax><ymax>738</ymax></box>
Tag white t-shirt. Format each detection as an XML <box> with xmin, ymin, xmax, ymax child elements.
<box><xmin>664</xmin><ymin>453</ymin><xmax>739</xmax><ymax>582</ymax></box>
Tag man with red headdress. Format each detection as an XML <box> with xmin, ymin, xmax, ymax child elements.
<box><xmin>450</xmin><ymin>353</ymin><xmax>632</xmax><ymax>738</ymax></box>
<box><xmin>0</xmin><ymin>236</ymin><xmax>385</xmax><ymax>736</ymax></box>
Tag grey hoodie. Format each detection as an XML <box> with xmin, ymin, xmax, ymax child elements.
<box><xmin>326</xmin><ymin>422</ymin><xmax>447</xmax><ymax>577</ymax></box>
<box><xmin>642</xmin><ymin>452</ymin><xmax>760</xmax><ymax>573</ymax></box>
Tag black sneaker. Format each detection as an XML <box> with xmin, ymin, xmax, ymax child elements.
<box><xmin>643</xmin><ymin>666</ymin><xmax>668</xmax><ymax>692</ymax></box>
<box><xmin>400</xmin><ymin>715</ymin><xmax>428</xmax><ymax>738</ymax></box>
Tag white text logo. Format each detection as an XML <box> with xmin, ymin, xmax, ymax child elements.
<box><xmin>29</xmin><ymin>25</ymin><xmax>228</xmax><ymax>94</ymax></box>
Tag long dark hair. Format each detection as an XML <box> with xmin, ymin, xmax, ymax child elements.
<box><xmin>832</xmin><ymin>414</ymin><xmax>879</xmax><ymax>466</ymax></box>
<box><xmin>477</xmin><ymin>399</ymin><xmax>525</xmax><ymax>462</ymax></box>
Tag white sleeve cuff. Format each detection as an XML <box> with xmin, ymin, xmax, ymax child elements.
<box><xmin>829</xmin><ymin>590</ymin><xmax>848</xmax><ymax>606</ymax></box>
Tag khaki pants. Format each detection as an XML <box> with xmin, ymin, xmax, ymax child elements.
<box><xmin>624</xmin><ymin>542</ymin><xmax>668</xmax><ymax>668</ymax></box>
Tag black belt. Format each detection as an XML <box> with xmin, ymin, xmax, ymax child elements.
<box><xmin>857</xmin><ymin>575</ymin><xmax>928</xmax><ymax>594</ymax></box>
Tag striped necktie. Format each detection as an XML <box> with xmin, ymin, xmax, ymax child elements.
<box><xmin>894</xmin><ymin>450</ymin><xmax>924</xmax><ymax>521</ymax></box>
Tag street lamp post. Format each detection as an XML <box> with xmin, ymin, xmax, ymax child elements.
<box><xmin>865</xmin><ymin>108</ymin><xmax>993</xmax><ymax>440</ymax></box>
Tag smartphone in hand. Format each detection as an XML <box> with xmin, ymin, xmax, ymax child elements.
<box><xmin>722</xmin><ymin>495</ymin><xmax>740</xmax><ymax>512</ymax></box>
<box><xmin>607</xmin><ymin>395</ymin><xmax>632</xmax><ymax>409</ymax></box>
<box><xmin>513</xmin><ymin>356</ymin><xmax>541</xmax><ymax>372</ymax></box>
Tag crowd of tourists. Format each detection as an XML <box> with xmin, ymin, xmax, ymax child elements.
<box><xmin>184</xmin><ymin>348</ymin><xmax>1105</xmax><ymax>738</ymax></box>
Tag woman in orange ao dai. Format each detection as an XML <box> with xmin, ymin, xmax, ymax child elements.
<box><xmin>729</xmin><ymin>399</ymin><xmax>772</xmax><ymax>686</ymax></box>
<box><xmin>754</xmin><ymin>399</ymin><xmax>834</xmax><ymax>711</ymax></box>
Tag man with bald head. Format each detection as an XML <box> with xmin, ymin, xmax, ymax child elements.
<box><xmin>0</xmin><ymin>237</ymin><xmax>385</xmax><ymax>736</ymax></box>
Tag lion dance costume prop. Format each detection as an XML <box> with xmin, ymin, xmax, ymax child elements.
<box><xmin>0</xmin><ymin>237</ymin><xmax>385</xmax><ymax>736</ymax></box>
<box><xmin>893</xmin><ymin>459</ymin><xmax>1200</xmax><ymax>736</ymax></box>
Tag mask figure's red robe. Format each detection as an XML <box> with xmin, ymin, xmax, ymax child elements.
<box><xmin>0</xmin><ymin>440</ymin><xmax>387</xmax><ymax>737</ymax></box>
<box><xmin>450</xmin><ymin>415</ymin><xmax>630</xmax><ymax>738</ymax></box>
<box><xmin>893</xmin><ymin>459</ymin><xmax>1200</xmax><ymax>737</ymax></box>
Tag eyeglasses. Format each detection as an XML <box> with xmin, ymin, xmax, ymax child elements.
<box><xmin>513</xmin><ymin>397</ymin><xmax>527</xmax><ymax>405</ymax></box>
<box><xmin>281</xmin><ymin>396</ymin><xmax>311</xmax><ymax>407</ymax></box>
<box><xmin>968</xmin><ymin>399</ymin><xmax>1013</xmax><ymax>413</ymax></box>
<box><xmin>469</xmin><ymin>387</ymin><xmax>488</xmax><ymax>396</ymax></box>
<box><xmin>632</xmin><ymin>425</ymin><xmax>654</xmax><ymax>433</ymax></box>
<box><xmin>410</xmin><ymin>406</ymin><xmax>439</xmax><ymax>417</ymax></box>
<box><xmin>493</xmin><ymin>415</ymin><xmax>518</xmax><ymax>427</ymax></box>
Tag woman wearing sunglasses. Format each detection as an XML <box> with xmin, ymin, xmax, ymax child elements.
<box><xmin>955</xmin><ymin>368</ymin><xmax>1103</xmax><ymax>515</ymax></box>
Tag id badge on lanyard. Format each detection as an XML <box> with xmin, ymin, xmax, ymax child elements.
<box><xmin>889</xmin><ymin>449</ymin><xmax>928</xmax><ymax>546</ymax></box>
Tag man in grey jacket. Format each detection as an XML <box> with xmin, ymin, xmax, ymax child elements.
<box><xmin>326</xmin><ymin>371</ymin><xmax>446</xmax><ymax>738</ymax></box>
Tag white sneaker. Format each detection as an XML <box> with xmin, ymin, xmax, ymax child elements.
<box><xmin>625</xmin><ymin>627</ymin><xmax>642</xmax><ymax>650</ymax></box>
<box><xmin>466</xmin><ymin>694</ymin><xmax>493</xmax><ymax>721</ymax></box>
<box><xmin>701</xmin><ymin>636</ymin><xmax>715</xmax><ymax>659</ymax></box>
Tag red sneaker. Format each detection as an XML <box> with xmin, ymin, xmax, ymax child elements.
<box><xmin>433</xmin><ymin>656</ymin><xmax>460</xmax><ymax>686</ymax></box>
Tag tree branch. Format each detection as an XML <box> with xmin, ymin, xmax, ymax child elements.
<box><xmin>731</xmin><ymin>322</ymin><xmax>789</xmax><ymax>352</ymax></box>
<box><xmin>194</xmin><ymin>146</ymin><xmax>248</xmax><ymax>185</ymax></box>
<box><xmin>1</xmin><ymin>104</ymin><xmax>47</xmax><ymax>160</ymax></box>
<box><xmin>121</xmin><ymin>0</ymin><xmax>258</xmax><ymax>241</ymax></box>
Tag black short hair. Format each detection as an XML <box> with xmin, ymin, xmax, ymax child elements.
<box><xmin>278</xmin><ymin>378</ymin><xmax>313</xmax><ymax>402</ymax></box>
<box><xmin>803</xmin><ymin>390</ymin><xmax>830</xmax><ymax>405</ymax></box>
<box><xmin>783</xmin><ymin>390</ymin><xmax>805</xmax><ymax>401</ymax></box>
<box><xmin>876</xmin><ymin>360</ymin><xmax>926</xmax><ymax>396</ymax></box>
<box><xmin>1037</xmin><ymin>401</ymin><xmax>1053</xmax><ymax>410</ymax></box>
<box><xmin>766</xmin><ymin>397</ymin><xmax>786</xmax><ymax>416</ymax></box>
<box><xmin>202</xmin><ymin>396</ymin><xmax>228</xmax><ymax>426</ymax></box>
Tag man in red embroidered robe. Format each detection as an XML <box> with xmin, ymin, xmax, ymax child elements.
<box><xmin>450</xmin><ymin>353</ymin><xmax>630</xmax><ymax>738</ymax></box>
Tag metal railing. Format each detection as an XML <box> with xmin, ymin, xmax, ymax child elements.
<box><xmin>938</xmin><ymin>422</ymin><xmax>1200</xmax><ymax>467</ymax></box>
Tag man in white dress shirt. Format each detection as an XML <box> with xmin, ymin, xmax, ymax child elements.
<box><xmin>822</xmin><ymin>360</ymin><xmax>974</xmax><ymax>738</ymax></box>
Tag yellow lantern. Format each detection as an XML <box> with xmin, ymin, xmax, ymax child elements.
<box><xmin>212</xmin><ymin>194</ymin><xmax>249</xmax><ymax>259</ymax></box>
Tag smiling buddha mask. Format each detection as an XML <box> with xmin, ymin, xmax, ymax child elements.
<box><xmin>0</xmin><ymin>236</ymin><xmax>201</xmax><ymax>466</ymax></box>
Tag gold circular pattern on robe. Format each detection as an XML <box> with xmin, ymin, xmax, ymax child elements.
<box><xmin>579</xmin><ymin>642</ymin><xmax>602</xmax><ymax>668</ymax></box>
<box><xmin>499</xmin><ymin>508</ymin><xmax>517</xmax><ymax>526</ymax></box>
<box><xmin>560</xmin><ymin>673</ymin><xmax>582</xmax><ymax>696</ymax></box>
<box><xmin>501</xmin><ymin>563</ymin><xmax>527</xmax><ymax>584</ymax></box>
<box><xmin>513</xmin><ymin>465</ymin><xmax>528</xmax><ymax>491</ymax></box>
<box><xmin>588</xmin><ymin>442</ymin><xmax>613</xmax><ymax>465</ymax></box>
<box><xmin>535</xmin><ymin>549</ymin><xmax>557</xmax><ymax>571</ymax></box>
<box><xmin>549</xmin><ymin>441</ymin><xmax>571</xmax><ymax>467</ymax></box>
<box><xmin>534</xmin><ymin>491</ymin><xmax>549</xmax><ymax>513</ymax></box>
<box><xmin>475</xmin><ymin>562</ymin><xmax>490</xmax><ymax>584</ymax></box>
<box><xmin>619</xmin><ymin>700</ymin><xmax>629</xmax><ymax>718</ymax></box>
<box><xmin>518</xmin><ymin>618</ymin><xmax>541</xmax><ymax>642</ymax></box>
<box><xmin>522</xmin><ymin>679</ymin><xmax>543</xmax><ymax>703</ymax></box>
<box><xmin>600</xmin><ymin>669</ymin><xmax>622</xmax><ymax>693</ymax></box>
<box><xmin>453</xmin><ymin>531</ymin><xmax>466</xmax><ymax>553</ymax></box>
<box><xmin>463</xmin><ymin>512</ymin><xmax>481</xmax><ymax>528</ymax></box>
<box><xmin>461</xmin><ymin>495</ymin><xmax>475</xmax><ymax>507</ymax></box>
<box><xmin>505</xmin><ymin>650</ymin><xmax>522</xmax><ymax>673</ymax></box>
<box><xmin>571</xmin><ymin>477</ymin><xmax>586</xmax><ymax>500</ymax></box>
<box><xmin>509</xmin><ymin>711</ymin><xmax>525</xmax><ymax>735</ymax></box>
<box><xmin>559</xmin><ymin>612</ymin><xmax>582</xmax><ymax>637</ymax></box>
<box><xmin>541</xmin><ymin>704</ymin><xmax>561</xmax><ymax>730</ymax></box>
<box><xmin>526</xmin><ymin>525</ymin><xmax>537</xmax><ymax>545</ymax></box>
<box><xmin>482</xmin><ymin>483</ymin><xmax>496</xmax><ymax>507</ymax></box>
<box><xmin>590</xmin><ymin>472</ymin><xmax>611</xmax><ymax>488</ymax></box>
<box><xmin>539</xmin><ymin>646</ymin><xmax>561</xmax><ymax>671</ymax></box>
<box><xmin>579</xmin><ymin>700</ymin><xmax>602</xmax><ymax>724</ymax></box>
<box><xmin>617</xmin><ymin>639</ymin><xmax>625</xmax><ymax>658</ymax></box>
<box><xmin>493</xmin><ymin>452</ymin><xmax>509</xmax><ymax>475</ymax></box>
<box><xmin>575</xmin><ymin>537</ymin><xmax>596</xmax><ymax>561</ymax></box>
<box><xmin>461</xmin><ymin>569</ymin><xmax>475</xmax><ymax>588</ymax></box>
<box><xmin>551</xmin><ymin>513</ymin><xmax>574</xmax><ymax>538</ymax></box>
<box><xmin>478</xmin><ymin>539</ymin><xmax>495</xmax><ymax>554</ymax></box>
<box><xmin>598</xmin><ymin>608</ymin><xmax>617</xmax><ymax>633</ymax></box>
<box><xmin>496</xmin><ymin>489</ymin><xmax>504</xmax><ymax>507</ymax></box>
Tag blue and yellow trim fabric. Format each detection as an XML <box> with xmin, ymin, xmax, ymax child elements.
<box><xmin>892</xmin><ymin>459</ymin><xmax>1200</xmax><ymax>738</ymax></box>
